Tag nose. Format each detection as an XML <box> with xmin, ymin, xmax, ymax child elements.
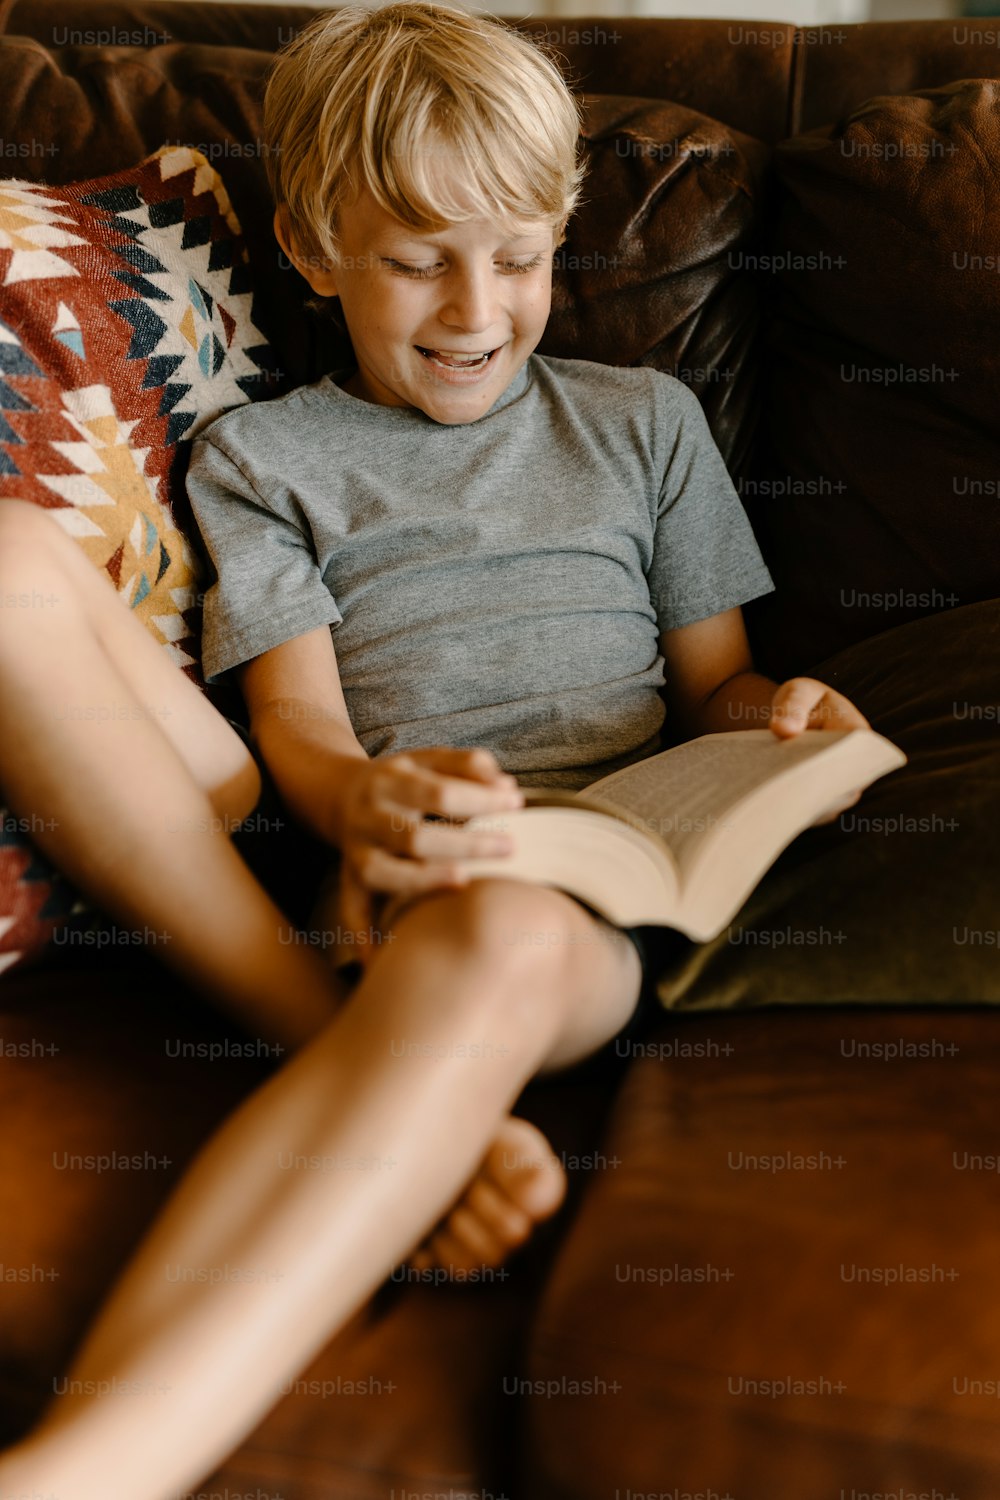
<box><xmin>438</xmin><ymin>261</ymin><xmax>501</xmax><ymax>335</ymax></box>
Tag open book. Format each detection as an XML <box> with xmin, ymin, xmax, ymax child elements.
<box><xmin>460</xmin><ymin>729</ymin><xmax>906</xmax><ymax>942</ymax></box>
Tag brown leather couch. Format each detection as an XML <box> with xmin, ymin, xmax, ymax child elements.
<box><xmin>3</xmin><ymin>4</ymin><xmax>1000</xmax><ymax>1497</ymax></box>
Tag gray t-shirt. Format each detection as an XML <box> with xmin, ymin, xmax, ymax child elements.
<box><xmin>186</xmin><ymin>354</ymin><xmax>773</xmax><ymax>790</ymax></box>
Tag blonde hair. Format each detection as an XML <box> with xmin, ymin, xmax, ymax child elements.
<box><xmin>263</xmin><ymin>1</ymin><xmax>586</xmax><ymax>275</ymax></box>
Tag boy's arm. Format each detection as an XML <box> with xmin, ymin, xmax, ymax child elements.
<box><xmin>236</xmin><ymin>625</ymin><xmax>369</xmax><ymax>847</ymax></box>
<box><xmin>236</xmin><ymin>629</ymin><xmax>523</xmax><ymax>931</ymax></box>
<box><xmin>659</xmin><ymin>606</ymin><xmax>869</xmax><ymax>738</ymax></box>
<box><xmin>658</xmin><ymin>607</ymin><xmax>775</xmax><ymax>740</ymax></box>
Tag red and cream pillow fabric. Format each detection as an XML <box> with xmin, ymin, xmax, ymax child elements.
<box><xmin>0</xmin><ymin>144</ymin><xmax>278</xmax><ymax>976</ymax></box>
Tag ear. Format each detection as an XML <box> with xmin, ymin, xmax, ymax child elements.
<box><xmin>273</xmin><ymin>205</ymin><xmax>341</xmax><ymax>297</ymax></box>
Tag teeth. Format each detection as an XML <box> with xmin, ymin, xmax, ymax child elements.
<box><xmin>419</xmin><ymin>347</ymin><xmax>491</xmax><ymax>368</ymax></box>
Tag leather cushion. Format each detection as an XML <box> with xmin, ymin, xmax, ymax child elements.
<box><xmin>742</xmin><ymin>80</ymin><xmax>1000</xmax><ymax>679</ymax></box>
<box><xmin>543</xmin><ymin>93</ymin><xmax>770</xmax><ymax>478</ymax></box>
<box><xmin>0</xmin><ymin>9</ymin><xmax>797</xmax><ymax>145</ymax></box>
<box><xmin>796</xmin><ymin>19</ymin><xmax>1000</xmax><ymax>133</ymax></box>
<box><xmin>523</xmin><ymin>1005</ymin><xmax>1000</xmax><ymax>1499</ymax></box>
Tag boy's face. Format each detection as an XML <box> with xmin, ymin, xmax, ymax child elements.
<box><xmin>276</xmin><ymin>187</ymin><xmax>558</xmax><ymax>426</ymax></box>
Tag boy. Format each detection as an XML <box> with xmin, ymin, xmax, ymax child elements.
<box><xmin>0</xmin><ymin>6</ymin><xmax>867</xmax><ymax>1500</ymax></box>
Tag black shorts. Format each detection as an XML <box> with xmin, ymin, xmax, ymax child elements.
<box><xmin>576</xmin><ymin>913</ymin><xmax>667</xmax><ymax>1059</ymax></box>
<box><xmin>621</xmin><ymin>925</ymin><xmax>667</xmax><ymax>1022</ymax></box>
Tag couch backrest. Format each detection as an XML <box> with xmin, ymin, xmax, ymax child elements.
<box><xmin>5</xmin><ymin>3</ymin><xmax>1000</xmax><ymax>141</ymax></box>
<box><xmin>1</xmin><ymin>4</ymin><xmax>998</xmax><ymax>678</ymax></box>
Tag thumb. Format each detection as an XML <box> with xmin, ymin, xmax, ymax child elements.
<box><xmin>770</xmin><ymin>677</ymin><xmax>824</xmax><ymax>738</ymax></box>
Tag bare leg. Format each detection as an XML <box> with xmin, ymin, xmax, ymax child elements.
<box><xmin>0</xmin><ymin>877</ymin><xmax>641</xmax><ymax>1500</ymax></box>
<box><xmin>0</xmin><ymin>500</ymin><xmax>343</xmax><ymax>1046</ymax></box>
<box><xmin>0</xmin><ymin>501</ymin><xmax>577</xmax><ymax>1257</ymax></box>
<box><xmin>0</xmin><ymin>499</ymin><xmax>574</xmax><ymax>1268</ymax></box>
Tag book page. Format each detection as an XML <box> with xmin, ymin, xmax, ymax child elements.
<box><xmin>468</xmin><ymin>729</ymin><xmax>904</xmax><ymax>942</ymax></box>
<box><xmin>581</xmin><ymin>731</ymin><xmax>852</xmax><ymax>875</ymax></box>
<box><xmin>455</xmin><ymin>807</ymin><xmax>680</xmax><ymax>929</ymax></box>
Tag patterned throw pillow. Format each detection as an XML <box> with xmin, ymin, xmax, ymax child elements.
<box><xmin>0</xmin><ymin>144</ymin><xmax>278</xmax><ymax>976</ymax></box>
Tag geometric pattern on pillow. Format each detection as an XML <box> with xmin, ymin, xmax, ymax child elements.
<box><xmin>0</xmin><ymin>144</ymin><xmax>276</xmax><ymax>671</ymax></box>
<box><xmin>0</xmin><ymin>144</ymin><xmax>279</xmax><ymax>976</ymax></box>
<box><xmin>0</xmin><ymin>356</ymin><xmax>203</xmax><ymax>666</ymax></box>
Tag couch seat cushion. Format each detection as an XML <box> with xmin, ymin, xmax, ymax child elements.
<box><xmin>523</xmin><ymin>1005</ymin><xmax>1000</xmax><ymax>1499</ymax></box>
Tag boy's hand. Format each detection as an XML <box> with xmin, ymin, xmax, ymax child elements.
<box><xmin>769</xmin><ymin>677</ymin><xmax>868</xmax><ymax>738</ymax></box>
<box><xmin>769</xmin><ymin>677</ymin><xmax>870</xmax><ymax>824</ymax></box>
<box><xmin>332</xmin><ymin>747</ymin><xmax>524</xmax><ymax>964</ymax></box>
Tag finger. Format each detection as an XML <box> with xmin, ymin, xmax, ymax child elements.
<box><xmin>810</xmin><ymin>688</ymin><xmax>870</xmax><ymax>731</ymax></box>
<box><xmin>811</xmin><ymin>786</ymin><xmax>863</xmax><ymax>826</ymax></box>
<box><xmin>349</xmin><ymin>843</ymin><xmax>478</xmax><ymax>899</ymax></box>
<box><xmin>769</xmin><ymin>677</ymin><xmax>828</xmax><ymax>738</ymax></box>
<box><xmin>379</xmin><ymin>806</ymin><xmax>518</xmax><ymax>862</ymax></box>
<box><xmin>406</xmin><ymin>746</ymin><xmax>517</xmax><ymax>785</ymax></box>
<box><xmin>355</xmin><ymin>788</ymin><xmax>517</xmax><ymax>860</ymax></box>
<box><xmin>370</xmin><ymin>762</ymin><xmax>523</xmax><ymax>823</ymax></box>
<box><xmin>337</xmin><ymin>860</ymin><xmax>375</xmax><ymax>952</ymax></box>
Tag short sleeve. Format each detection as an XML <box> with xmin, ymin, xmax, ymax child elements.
<box><xmin>185</xmin><ymin>433</ymin><xmax>343</xmax><ymax>684</ymax></box>
<box><xmin>646</xmin><ymin>379</ymin><xmax>774</xmax><ymax>634</ymax></box>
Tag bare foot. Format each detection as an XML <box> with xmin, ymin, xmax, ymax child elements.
<box><xmin>411</xmin><ymin>1115</ymin><xmax>567</xmax><ymax>1275</ymax></box>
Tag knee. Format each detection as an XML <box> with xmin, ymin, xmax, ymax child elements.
<box><xmin>416</xmin><ymin>878</ymin><xmax>575</xmax><ymax>960</ymax></box>
<box><xmin>0</xmin><ymin>501</ymin><xmax>75</xmax><ymax>583</ymax></box>
<box><xmin>392</xmin><ymin>878</ymin><xmax>580</xmax><ymax>1024</ymax></box>
<box><xmin>0</xmin><ymin>499</ymin><xmax>65</xmax><ymax>549</ymax></box>
<box><xmin>0</xmin><ymin>504</ymin><xmax>89</xmax><ymax>643</ymax></box>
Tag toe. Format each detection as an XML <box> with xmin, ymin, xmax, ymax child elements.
<box><xmin>445</xmin><ymin>1205</ymin><xmax>509</xmax><ymax>1270</ymax></box>
<box><xmin>465</xmin><ymin>1174</ymin><xmax>532</xmax><ymax>1245</ymax></box>
<box><xmin>483</xmin><ymin>1119</ymin><xmax>568</xmax><ymax>1221</ymax></box>
<box><xmin>423</xmin><ymin>1223</ymin><xmax>483</xmax><ymax>1276</ymax></box>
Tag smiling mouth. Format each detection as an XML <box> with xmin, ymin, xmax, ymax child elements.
<box><xmin>415</xmin><ymin>346</ymin><xmax>499</xmax><ymax>370</ymax></box>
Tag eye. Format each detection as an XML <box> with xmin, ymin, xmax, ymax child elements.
<box><xmin>381</xmin><ymin>254</ymin><xmax>547</xmax><ymax>279</ymax></box>
<box><xmin>499</xmin><ymin>255</ymin><xmax>546</xmax><ymax>275</ymax></box>
<box><xmin>382</xmin><ymin>259</ymin><xmax>441</xmax><ymax>279</ymax></box>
